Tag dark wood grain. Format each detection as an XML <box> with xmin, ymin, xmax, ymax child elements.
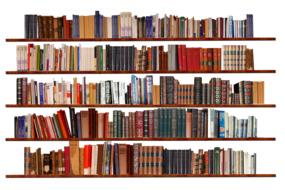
<box><xmin>5</xmin><ymin>137</ymin><xmax>276</xmax><ymax>141</ymax></box>
<box><xmin>5</xmin><ymin>37</ymin><xmax>276</xmax><ymax>42</ymax></box>
<box><xmin>6</xmin><ymin>70</ymin><xmax>276</xmax><ymax>75</ymax></box>
<box><xmin>5</xmin><ymin>104</ymin><xmax>276</xmax><ymax>108</ymax></box>
<box><xmin>5</xmin><ymin>174</ymin><xmax>276</xmax><ymax>178</ymax></box>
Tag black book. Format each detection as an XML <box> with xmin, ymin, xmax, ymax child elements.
<box><xmin>143</xmin><ymin>110</ymin><xmax>149</xmax><ymax>137</ymax></box>
<box><xmin>194</xmin><ymin>77</ymin><xmax>202</xmax><ymax>104</ymax></box>
<box><xmin>69</xmin><ymin>107</ymin><xmax>77</xmax><ymax>137</ymax></box>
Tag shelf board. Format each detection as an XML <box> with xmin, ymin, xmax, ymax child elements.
<box><xmin>5</xmin><ymin>104</ymin><xmax>276</xmax><ymax>108</ymax></box>
<box><xmin>5</xmin><ymin>37</ymin><xmax>276</xmax><ymax>42</ymax></box>
<box><xmin>5</xmin><ymin>174</ymin><xmax>276</xmax><ymax>178</ymax></box>
<box><xmin>6</xmin><ymin>70</ymin><xmax>276</xmax><ymax>75</ymax></box>
<box><xmin>5</xmin><ymin>137</ymin><xmax>276</xmax><ymax>141</ymax></box>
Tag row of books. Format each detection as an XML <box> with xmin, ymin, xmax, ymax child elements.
<box><xmin>16</xmin><ymin>76</ymin><xmax>265</xmax><ymax>105</ymax></box>
<box><xmin>15</xmin><ymin>108</ymin><xmax>257</xmax><ymax>139</ymax></box>
<box><xmin>24</xmin><ymin>12</ymin><xmax>254</xmax><ymax>39</ymax></box>
<box><xmin>24</xmin><ymin>142</ymin><xmax>257</xmax><ymax>175</ymax></box>
<box><xmin>16</xmin><ymin>44</ymin><xmax>254</xmax><ymax>72</ymax></box>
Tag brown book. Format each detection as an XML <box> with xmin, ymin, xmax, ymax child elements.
<box><xmin>110</xmin><ymin>144</ymin><xmax>114</xmax><ymax>175</ymax></box>
<box><xmin>79</xmin><ymin>16</ymin><xmax>85</xmax><ymax>38</ymax></box>
<box><xmin>258</xmin><ymin>81</ymin><xmax>264</xmax><ymax>104</ymax></box>
<box><xmin>79</xmin><ymin>147</ymin><xmax>84</xmax><ymax>175</ymax></box>
<box><xmin>98</xmin><ymin>113</ymin><xmax>104</xmax><ymax>138</ymax></box>
<box><xmin>186</xmin><ymin>112</ymin><xmax>192</xmax><ymax>138</ymax></box>
<box><xmin>24</xmin><ymin>147</ymin><xmax>31</xmax><ymax>175</ymax></box>
<box><xmin>252</xmin><ymin>82</ymin><xmax>258</xmax><ymax>104</ymax></box>
<box><xmin>245</xmin><ymin>49</ymin><xmax>254</xmax><ymax>70</ymax></box>
<box><xmin>97</xmin><ymin>144</ymin><xmax>103</xmax><ymax>175</ymax></box>
<box><xmin>50</xmin><ymin>150</ymin><xmax>56</xmax><ymax>175</ymax></box>
<box><xmin>118</xmin><ymin>144</ymin><xmax>128</xmax><ymax>175</ymax></box>
<box><xmin>36</xmin><ymin>148</ymin><xmax>42</xmax><ymax>175</ymax></box>
<box><xmin>69</xmin><ymin>141</ymin><xmax>80</xmax><ymax>175</ymax></box>
<box><xmin>80</xmin><ymin>111</ymin><xmax>89</xmax><ymax>138</ymax></box>
<box><xmin>157</xmin><ymin>146</ymin><xmax>163</xmax><ymax>175</ymax></box>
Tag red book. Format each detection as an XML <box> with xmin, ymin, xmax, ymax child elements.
<box><xmin>43</xmin><ymin>117</ymin><xmax>52</xmax><ymax>139</ymax></box>
<box><xmin>62</xmin><ymin>16</ymin><xmax>68</xmax><ymax>39</ymax></box>
<box><xmin>181</xmin><ymin>45</ymin><xmax>187</xmax><ymax>71</ymax></box>
<box><xmin>83</xmin><ymin>145</ymin><xmax>92</xmax><ymax>175</ymax></box>
<box><xmin>64</xmin><ymin>146</ymin><xmax>70</xmax><ymax>175</ymax></box>
<box><xmin>77</xmin><ymin>84</ymin><xmax>81</xmax><ymax>104</ymax></box>
<box><xmin>37</xmin><ymin>116</ymin><xmax>47</xmax><ymax>139</ymax></box>
<box><xmin>207</xmin><ymin>48</ymin><xmax>213</xmax><ymax>71</ymax></box>
<box><xmin>56</xmin><ymin>110</ymin><xmax>69</xmax><ymax>138</ymax></box>
<box><xmin>104</xmin><ymin>113</ymin><xmax>109</xmax><ymax>138</ymax></box>
<box><xmin>148</xmin><ymin>110</ymin><xmax>154</xmax><ymax>137</ymax></box>
<box><xmin>177</xmin><ymin>45</ymin><xmax>183</xmax><ymax>71</ymax></box>
<box><xmin>193</xmin><ymin>48</ymin><xmax>201</xmax><ymax>71</ymax></box>
<box><xmin>60</xmin><ymin>110</ymin><xmax>71</xmax><ymax>137</ymax></box>
<box><xmin>186</xmin><ymin>48</ymin><xmax>192</xmax><ymax>71</ymax></box>
<box><xmin>135</xmin><ymin>111</ymin><xmax>143</xmax><ymax>138</ymax></box>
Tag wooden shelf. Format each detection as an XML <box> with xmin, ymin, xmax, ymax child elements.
<box><xmin>5</xmin><ymin>37</ymin><xmax>276</xmax><ymax>42</ymax></box>
<box><xmin>6</xmin><ymin>70</ymin><xmax>276</xmax><ymax>75</ymax></box>
<box><xmin>5</xmin><ymin>104</ymin><xmax>276</xmax><ymax>108</ymax></box>
<box><xmin>5</xmin><ymin>137</ymin><xmax>276</xmax><ymax>141</ymax></box>
<box><xmin>5</xmin><ymin>174</ymin><xmax>276</xmax><ymax>178</ymax></box>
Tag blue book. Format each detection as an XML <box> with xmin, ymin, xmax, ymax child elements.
<box><xmin>17</xmin><ymin>116</ymin><xmax>26</xmax><ymax>138</ymax></box>
<box><xmin>246</xmin><ymin>14</ymin><xmax>254</xmax><ymax>37</ymax></box>
<box><xmin>218</xmin><ymin>111</ymin><xmax>225</xmax><ymax>138</ymax></box>
<box><xmin>131</xmin><ymin>75</ymin><xmax>137</xmax><ymax>104</ymax></box>
<box><xmin>111</xmin><ymin>16</ymin><xmax>115</xmax><ymax>38</ymax></box>
<box><xmin>76</xmin><ymin>113</ymin><xmax>81</xmax><ymax>138</ymax></box>
<box><xmin>72</xmin><ymin>15</ymin><xmax>79</xmax><ymax>38</ymax></box>
<box><xmin>39</xmin><ymin>82</ymin><xmax>44</xmax><ymax>104</ymax></box>
<box><xmin>114</xmin><ymin>144</ymin><xmax>120</xmax><ymax>175</ymax></box>
<box><xmin>77</xmin><ymin>46</ymin><xmax>80</xmax><ymax>70</ymax></box>
<box><xmin>149</xmin><ymin>16</ymin><xmax>153</xmax><ymax>37</ymax></box>
<box><xmin>143</xmin><ymin>78</ymin><xmax>147</xmax><ymax>104</ymax></box>
<box><xmin>228</xmin><ymin>16</ymin><xmax>234</xmax><ymax>38</ymax></box>
<box><xmin>99</xmin><ymin>15</ymin><xmax>103</xmax><ymax>38</ymax></box>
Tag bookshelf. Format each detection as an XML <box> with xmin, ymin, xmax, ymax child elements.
<box><xmin>6</xmin><ymin>70</ymin><xmax>276</xmax><ymax>75</ymax></box>
<box><xmin>6</xmin><ymin>137</ymin><xmax>276</xmax><ymax>141</ymax></box>
<box><xmin>6</xmin><ymin>174</ymin><xmax>276</xmax><ymax>178</ymax></box>
<box><xmin>6</xmin><ymin>37</ymin><xmax>276</xmax><ymax>42</ymax></box>
<box><xmin>6</xmin><ymin>104</ymin><xmax>276</xmax><ymax>108</ymax></box>
<box><xmin>5</xmin><ymin>12</ymin><xmax>276</xmax><ymax>178</ymax></box>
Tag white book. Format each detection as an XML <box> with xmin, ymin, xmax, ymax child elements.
<box><xmin>209</xmin><ymin>109</ymin><xmax>214</xmax><ymax>138</ymax></box>
<box><xmin>132</xmin><ymin>16</ymin><xmax>137</xmax><ymax>38</ymax></box>
<box><xmin>65</xmin><ymin>81</ymin><xmax>71</xmax><ymax>104</ymax></box>
<box><xmin>16</xmin><ymin>46</ymin><xmax>21</xmax><ymax>71</ymax></box>
<box><xmin>91</xmin><ymin>145</ymin><xmax>98</xmax><ymax>175</ymax></box>
<box><xmin>119</xmin><ymin>82</ymin><xmax>125</xmax><ymax>104</ymax></box>
<box><xmin>224</xmin><ymin>112</ymin><xmax>229</xmax><ymax>138</ymax></box>
<box><xmin>111</xmin><ymin>81</ymin><xmax>118</xmax><ymax>104</ymax></box>
<box><xmin>127</xmin><ymin>12</ymin><xmax>132</xmax><ymax>37</ymax></box>
<box><xmin>154</xmin><ymin>14</ymin><xmax>159</xmax><ymax>38</ymax></box>
<box><xmin>23</xmin><ymin>46</ymin><xmax>27</xmax><ymax>71</ymax></box>
<box><xmin>100</xmin><ymin>81</ymin><xmax>106</xmax><ymax>104</ymax></box>
<box><xmin>107</xmin><ymin>17</ymin><xmax>112</xmax><ymax>38</ymax></box>
<box><xmin>103</xmin><ymin>49</ymin><xmax>106</xmax><ymax>71</ymax></box>
<box><xmin>229</xmin><ymin>116</ymin><xmax>234</xmax><ymax>138</ymax></box>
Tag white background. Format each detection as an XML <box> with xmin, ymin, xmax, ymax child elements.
<box><xmin>0</xmin><ymin>0</ymin><xmax>284</xmax><ymax>189</ymax></box>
